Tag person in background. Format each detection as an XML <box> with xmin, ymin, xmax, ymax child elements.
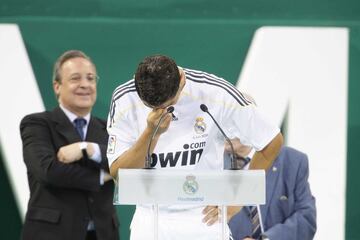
<box><xmin>224</xmin><ymin>138</ymin><xmax>316</xmax><ymax>240</ymax></box>
<box><xmin>20</xmin><ymin>50</ymin><xmax>119</xmax><ymax>240</ymax></box>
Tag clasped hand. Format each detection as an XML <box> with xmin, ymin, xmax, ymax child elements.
<box><xmin>202</xmin><ymin>205</ymin><xmax>243</xmax><ymax>226</ymax></box>
<box><xmin>146</xmin><ymin>108</ymin><xmax>172</xmax><ymax>136</ymax></box>
<box><xmin>57</xmin><ymin>142</ymin><xmax>94</xmax><ymax>163</ymax></box>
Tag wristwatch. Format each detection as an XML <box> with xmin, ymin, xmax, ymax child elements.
<box><xmin>260</xmin><ymin>234</ymin><xmax>270</xmax><ymax>240</ymax></box>
<box><xmin>79</xmin><ymin>142</ymin><xmax>88</xmax><ymax>159</ymax></box>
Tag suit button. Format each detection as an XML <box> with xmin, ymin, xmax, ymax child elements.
<box><xmin>88</xmin><ymin>197</ymin><xmax>94</xmax><ymax>203</ymax></box>
<box><xmin>280</xmin><ymin>195</ymin><xmax>288</xmax><ymax>200</ymax></box>
<box><xmin>272</xmin><ymin>166</ymin><xmax>277</xmax><ymax>172</ymax></box>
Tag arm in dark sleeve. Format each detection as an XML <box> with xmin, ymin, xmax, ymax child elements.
<box><xmin>98</xmin><ymin>143</ymin><xmax>110</xmax><ymax>170</ymax></box>
<box><xmin>20</xmin><ymin>114</ymin><xmax>101</xmax><ymax>191</ymax></box>
<box><xmin>263</xmin><ymin>154</ymin><xmax>317</xmax><ymax>240</ymax></box>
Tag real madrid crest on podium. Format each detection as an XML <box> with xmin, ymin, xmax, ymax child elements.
<box><xmin>183</xmin><ymin>175</ymin><xmax>199</xmax><ymax>195</ymax></box>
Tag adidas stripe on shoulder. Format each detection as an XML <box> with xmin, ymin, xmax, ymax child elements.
<box><xmin>184</xmin><ymin>68</ymin><xmax>252</xmax><ymax>106</ymax></box>
<box><xmin>109</xmin><ymin>80</ymin><xmax>137</xmax><ymax>126</ymax></box>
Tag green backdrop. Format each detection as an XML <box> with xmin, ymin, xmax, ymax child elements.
<box><xmin>1</xmin><ymin>0</ymin><xmax>360</xmax><ymax>239</ymax></box>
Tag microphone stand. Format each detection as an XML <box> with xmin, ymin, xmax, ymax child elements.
<box><xmin>144</xmin><ymin>106</ymin><xmax>175</xmax><ymax>169</ymax></box>
<box><xmin>200</xmin><ymin>104</ymin><xmax>242</xmax><ymax>170</ymax></box>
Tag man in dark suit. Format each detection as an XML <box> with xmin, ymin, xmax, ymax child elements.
<box><xmin>224</xmin><ymin>139</ymin><xmax>316</xmax><ymax>240</ymax></box>
<box><xmin>20</xmin><ymin>50</ymin><xmax>119</xmax><ymax>240</ymax></box>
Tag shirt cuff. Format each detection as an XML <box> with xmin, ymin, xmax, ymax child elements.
<box><xmin>89</xmin><ymin>143</ymin><xmax>101</xmax><ymax>163</ymax></box>
<box><xmin>100</xmin><ymin>169</ymin><xmax>105</xmax><ymax>185</ymax></box>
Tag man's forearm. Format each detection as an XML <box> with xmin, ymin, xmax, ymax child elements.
<box><xmin>250</xmin><ymin>133</ymin><xmax>283</xmax><ymax>170</ymax></box>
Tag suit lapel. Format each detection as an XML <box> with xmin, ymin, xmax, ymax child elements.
<box><xmin>260</xmin><ymin>153</ymin><xmax>281</xmax><ymax>224</ymax></box>
<box><xmin>52</xmin><ymin>107</ymin><xmax>82</xmax><ymax>143</ymax></box>
<box><xmin>85</xmin><ymin>116</ymin><xmax>106</xmax><ymax>142</ymax></box>
<box><xmin>86</xmin><ymin>116</ymin><xmax>109</xmax><ymax>168</ymax></box>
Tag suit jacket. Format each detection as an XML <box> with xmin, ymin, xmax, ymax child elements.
<box><xmin>20</xmin><ymin>107</ymin><xmax>119</xmax><ymax>240</ymax></box>
<box><xmin>228</xmin><ymin>147</ymin><xmax>316</xmax><ymax>240</ymax></box>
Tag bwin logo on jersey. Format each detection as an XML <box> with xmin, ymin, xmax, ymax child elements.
<box><xmin>150</xmin><ymin>142</ymin><xmax>206</xmax><ymax>168</ymax></box>
<box><xmin>183</xmin><ymin>175</ymin><xmax>198</xmax><ymax>195</ymax></box>
<box><xmin>194</xmin><ymin>117</ymin><xmax>206</xmax><ymax>134</ymax></box>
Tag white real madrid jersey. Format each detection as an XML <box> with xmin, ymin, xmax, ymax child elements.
<box><xmin>107</xmin><ymin>68</ymin><xmax>279</xmax><ymax>239</ymax></box>
<box><xmin>107</xmin><ymin>68</ymin><xmax>279</xmax><ymax>169</ymax></box>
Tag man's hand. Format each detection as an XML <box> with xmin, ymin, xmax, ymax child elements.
<box><xmin>202</xmin><ymin>205</ymin><xmax>243</xmax><ymax>226</ymax></box>
<box><xmin>57</xmin><ymin>142</ymin><xmax>94</xmax><ymax>163</ymax></box>
<box><xmin>103</xmin><ymin>172</ymin><xmax>113</xmax><ymax>182</ymax></box>
<box><xmin>202</xmin><ymin>205</ymin><xmax>219</xmax><ymax>226</ymax></box>
<box><xmin>146</xmin><ymin>108</ymin><xmax>172</xmax><ymax>136</ymax></box>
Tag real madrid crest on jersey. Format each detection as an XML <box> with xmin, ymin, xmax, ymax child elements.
<box><xmin>194</xmin><ymin>117</ymin><xmax>207</xmax><ymax>134</ymax></box>
<box><xmin>183</xmin><ymin>175</ymin><xmax>199</xmax><ymax>195</ymax></box>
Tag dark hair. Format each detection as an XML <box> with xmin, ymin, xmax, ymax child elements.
<box><xmin>53</xmin><ymin>50</ymin><xmax>94</xmax><ymax>83</ymax></box>
<box><xmin>134</xmin><ymin>55</ymin><xmax>180</xmax><ymax>107</ymax></box>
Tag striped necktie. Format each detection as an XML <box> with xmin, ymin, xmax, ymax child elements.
<box><xmin>74</xmin><ymin>118</ymin><xmax>87</xmax><ymax>140</ymax></box>
<box><xmin>250</xmin><ymin>205</ymin><xmax>261</xmax><ymax>238</ymax></box>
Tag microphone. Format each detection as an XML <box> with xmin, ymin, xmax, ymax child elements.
<box><xmin>144</xmin><ymin>106</ymin><xmax>175</xmax><ymax>169</ymax></box>
<box><xmin>200</xmin><ymin>104</ymin><xmax>242</xmax><ymax>170</ymax></box>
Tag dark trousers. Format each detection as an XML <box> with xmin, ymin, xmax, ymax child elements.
<box><xmin>86</xmin><ymin>230</ymin><xmax>97</xmax><ymax>240</ymax></box>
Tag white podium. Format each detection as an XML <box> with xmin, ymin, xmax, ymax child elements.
<box><xmin>114</xmin><ymin>169</ymin><xmax>265</xmax><ymax>240</ymax></box>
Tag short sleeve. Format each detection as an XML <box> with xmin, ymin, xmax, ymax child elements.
<box><xmin>224</xmin><ymin>104</ymin><xmax>280</xmax><ymax>151</ymax></box>
<box><xmin>106</xmin><ymin>119</ymin><xmax>137</xmax><ymax>167</ymax></box>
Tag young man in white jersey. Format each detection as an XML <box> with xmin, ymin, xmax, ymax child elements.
<box><xmin>107</xmin><ymin>55</ymin><xmax>283</xmax><ymax>240</ymax></box>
